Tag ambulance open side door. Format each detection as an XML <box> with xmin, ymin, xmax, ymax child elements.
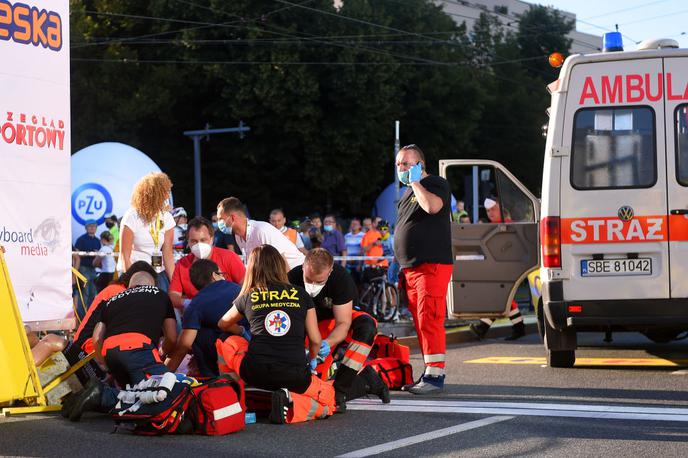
<box><xmin>440</xmin><ymin>160</ymin><xmax>540</xmax><ymax>319</ymax></box>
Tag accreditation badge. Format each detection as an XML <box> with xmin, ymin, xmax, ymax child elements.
<box><xmin>151</xmin><ymin>250</ymin><xmax>163</xmax><ymax>271</ymax></box>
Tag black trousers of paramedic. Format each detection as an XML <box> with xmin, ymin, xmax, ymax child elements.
<box><xmin>240</xmin><ymin>355</ymin><xmax>312</xmax><ymax>394</ymax></box>
<box><xmin>100</xmin><ymin>343</ymin><xmax>168</xmax><ymax>410</ymax></box>
<box><xmin>331</xmin><ymin>313</ymin><xmax>377</xmax><ymax>395</ymax></box>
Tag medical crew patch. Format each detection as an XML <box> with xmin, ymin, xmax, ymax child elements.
<box><xmin>264</xmin><ymin>310</ymin><xmax>291</xmax><ymax>336</ymax></box>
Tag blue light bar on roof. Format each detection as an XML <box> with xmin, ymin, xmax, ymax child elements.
<box><xmin>603</xmin><ymin>32</ymin><xmax>623</xmax><ymax>52</ymax></box>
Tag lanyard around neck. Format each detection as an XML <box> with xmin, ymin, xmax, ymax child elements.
<box><xmin>149</xmin><ymin>213</ymin><xmax>161</xmax><ymax>250</ymax></box>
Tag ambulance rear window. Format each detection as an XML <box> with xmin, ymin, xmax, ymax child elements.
<box><xmin>571</xmin><ymin>107</ymin><xmax>656</xmax><ymax>190</ymax></box>
<box><xmin>675</xmin><ymin>105</ymin><xmax>688</xmax><ymax>186</ymax></box>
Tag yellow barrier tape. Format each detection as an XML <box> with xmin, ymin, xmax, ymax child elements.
<box><xmin>464</xmin><ymin>356</ymin><xmax>688</xmax><ymax>367</ymax></box>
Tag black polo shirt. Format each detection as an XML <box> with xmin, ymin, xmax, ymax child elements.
<box><xmin>101</xmin><ymin>285</ymin><xmax>175</xmax><ymax>342</ymax></box>
<box><xmin>288</xmin><ymin>263</ymin><xmax>358</xmax><ymax>321</ymax></box>
<box><xmin>234</xmin><ymin>283</ymin><xmax>313</xmax><ymax>365</ymax></box>
<box><xmin>394</xmin><ymin>175</ymin><xmax>453</xmax><ymax>269</ymax></box>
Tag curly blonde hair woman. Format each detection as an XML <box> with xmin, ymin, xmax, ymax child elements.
<box><xmin>117</xmin><ymin>173</ymin><xmax>176</xmax><ymax>289</ymax></box>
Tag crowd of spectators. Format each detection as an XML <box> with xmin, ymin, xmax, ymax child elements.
<box><xmin>73</xmin><ymin>205</ymin><xmax>399</xmax><ymax>316</ymax></box>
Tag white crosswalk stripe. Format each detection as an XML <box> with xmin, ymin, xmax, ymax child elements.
<box><xmin>347</xmin><ymin>398</ymin><xmax>688</xmax><ymax>422</ymax></box>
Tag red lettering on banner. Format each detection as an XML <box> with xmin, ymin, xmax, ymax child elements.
<box><xmin>562</xmin><ymin>216</ymin><xmax>667</xmax><ymax>244</ymax></box>
<box><xmin>20</xmin><ymin>245</ymin><xmax>48</xmax><ymax>257</ymax></box>
<box><xmin>1</xmin><ymin>111</ymin><xmax>66</xmax><ymax>151</ymax></box>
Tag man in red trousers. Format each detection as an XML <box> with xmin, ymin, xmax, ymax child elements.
<box><xmin>394</xmin><ymin>144</ymin><xmax>453</xmax><ymax>394</ymax></box>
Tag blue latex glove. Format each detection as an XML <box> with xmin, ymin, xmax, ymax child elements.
<box><xmin>317</xmin><ymin>340</ymin><xmax>331</xmax><ymax>360</ymax></box>
<box><xmin>408</xmin><ymin>162</ymin><xmax>423</xmax><ymax>184</ymax></box>
<box><xmin>309</xmin><ymin>358</ymin><xmax>318</xmax><ymax>371</ymax></box>
<box><xmin>241</xmin><ymin>327</ymin><xmax>252</xmax><ymax>342</ymax></box>
<box><xmin>182</xmin><ymin>298</ymin><xmax>191</xmax><ymax>308</ymax></box>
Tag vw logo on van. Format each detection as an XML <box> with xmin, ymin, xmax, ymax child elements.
<box><xmin>618</xmin><ymin>205</ymin><xmax>634</xmax><ymax>222</ymax></box>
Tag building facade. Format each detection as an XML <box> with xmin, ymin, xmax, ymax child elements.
<box><xmin>437</xmin><ymin>0</ymin><xmax>601</xmax><ymax>54</ymax></box>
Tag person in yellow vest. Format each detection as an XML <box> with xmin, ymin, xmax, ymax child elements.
<box><xmin>269</xmin><ymin>208</ymin><xmax>308</xmax><ymax>254</ymax></box>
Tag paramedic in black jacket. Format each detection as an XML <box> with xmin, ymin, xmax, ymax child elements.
<box><xmin>65</xmin><ymin>271</ymin><xmax>177</xmax><ymax>421</ymax></box>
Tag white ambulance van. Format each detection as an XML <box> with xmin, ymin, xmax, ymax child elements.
<box><xmin>539</xmin><ymin>37</ymin><xmax>688</xmax><ymax>367</ymax></box>
<box><xmin>442</xmin><ymin>36</ymin><xmax>688</xmax><ymax>368</ymax></box>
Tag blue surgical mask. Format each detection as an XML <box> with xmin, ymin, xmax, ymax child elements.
<box><xmin>397</xmin><ymin>169</ymin><xmax>410</xmax><ymax>185</ymax></box>
<box><xmin>218</xmin><ymin>219</ymin><xmax>233</xmax><ymax>235</ymax></box>
<box><xmin>212</xmin><ymin>222</ymin><xmax>219</xmax><ymax>230</ymax></box>
<box><xmin>324</xmin><ymin>225</ymin><xmax>334</xmax><ymax>232</ymax></box>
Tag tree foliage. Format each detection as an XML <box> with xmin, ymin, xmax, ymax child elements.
<box><xmin>70</xmin><ymin>0</ymin><xmax>574</xmax><ymax>218</ymax></box>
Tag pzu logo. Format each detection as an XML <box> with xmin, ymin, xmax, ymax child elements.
<box><xmin>71</xmin><ymin>183</ymin><xmax>113</xmax><ymax>226</ymax></box>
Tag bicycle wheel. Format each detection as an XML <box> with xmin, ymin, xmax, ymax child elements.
<box><xmin>380</xmin><ymin>284</ymin><xmax>399</xmax><ymax>322</ymax></box>
<box><xmin>358</xmin><ymin>283</ymin><xmax>375</xmax><ymax>315</ymax></box>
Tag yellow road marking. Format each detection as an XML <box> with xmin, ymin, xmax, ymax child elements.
<box><xmin>464</xmin><ymin>357</ymin><xmax>688</xmax><ymax>367</ymax></box>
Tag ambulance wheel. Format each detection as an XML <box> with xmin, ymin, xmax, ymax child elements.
<box><xmin>543</xmin><ymin>319</ymin><xmax>576</xmax><ymax>368</ymax></box>
<box><xmin>547</xmin><ymin>349</ymin><xmax>575</xmax><ymax>368</ymax></box>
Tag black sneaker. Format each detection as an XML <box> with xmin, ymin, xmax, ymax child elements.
<box><xmin>335</xmin><ymin>390</ymin><xmax>347</xmax><ymax>414</ymax></box>
<box><xmin>362</xmin><ymin>366</ymin><xmax>390</xmax><ymax>404</ymax></box>
<box><xmin>504</xmin><ymin>323</ymin><xmax>526</xmax><ymax>341</ymax></box>
<box><xmin>60</xmin><ymin>392</ymin><xmax>78</xmax><ymax>418</ymax></box>
<box><xmin>269</xmin><ymin>388</ymin><xmax>292</xmax><ymax>424</ymax></box>
<box><xmin>69</xmin><ymin>378</ymin><xmax>103</xmax><ymax>422</ymax></box>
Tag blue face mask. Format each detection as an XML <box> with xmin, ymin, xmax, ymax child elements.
<box><xmin>323</xmin><ymin>225</ymin><xmax>334</xmax><ymax>232</ymax></box>
<box><xmin>212</xmin><ymin>222</ymin><xmax>219</xmax><ymax>230</ymax></box>
<box><xmin>398</xmin><ymin>162</ymin><xmax>422</xmax><ymax>185</ymax></box>
<box><xmin>397</xmin><ymin>169</ymin><xmax>410</xmax><ymax>185</ymax></box>
<box><xmin>218</xmin><ymin>219</ymin><xmax>232</xmax><ymax>235</ymax></box>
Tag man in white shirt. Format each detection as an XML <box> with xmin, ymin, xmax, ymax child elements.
<box><xmin>216</xmin><ymin>197</ymin><xmax>305</xmax><ymax>269</ymax></box>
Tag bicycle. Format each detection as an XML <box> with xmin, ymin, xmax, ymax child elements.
<box><xmin>359</xmin><ymin>269</ymin><xmax>399</xmax><ymax>322</ymax></box>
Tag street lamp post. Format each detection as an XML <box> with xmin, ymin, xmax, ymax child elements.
<box><xmin>394</xmin><ymin>120</ymin><xmax>400</xmax><ymax>205</ymax></box>
<box><xmin>183</xmin><ymin>121</ymin><xmax>251</xmax><ymax>217</ymax></box>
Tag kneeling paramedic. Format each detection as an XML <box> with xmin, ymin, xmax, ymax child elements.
<box><xmin>64</xmin><ymin>261</ymin><xmax>160</xmax><ymax>384</ymax></box>
<box><xmin>217</xmin><ymin>244</ymin><xmax>336</xmax><ymax>424</ymax></box>
<box><xmin>166</xmin><ymin>259</ymin><xmax>246</xmax><ymax>377</ymax></box>
<box><xmin>65</xmin><ymin>272</ymin><xmax>177</xmax><ymax>421</ymax></box>
<box><xmin>288</xmin><ymin>248</ymin><xmax>389</xmax><ymax>412</ymax></box>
